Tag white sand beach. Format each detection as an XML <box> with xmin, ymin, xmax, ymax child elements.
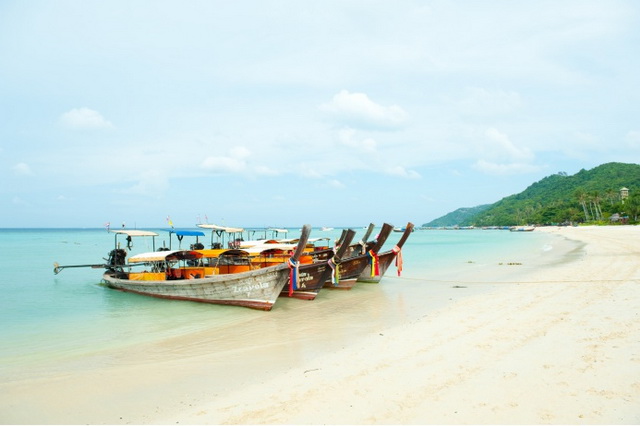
<box><xmin>1</xmin><ymin>225</ymin><xmax>639</xmax><ymax>424</ymax></box>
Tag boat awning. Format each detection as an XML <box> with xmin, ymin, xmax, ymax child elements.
<box><xmin>110</xmin><ymin>230</ymin><xmax>159</xmax><ymax>237</ymax></box>
<box><xmin>245</xmin><ymin>243</ymin><xmax>297</xmax><ymax>254</ymax></box>
<box><xmin>281</xmin><ymin>237</ymin><xmax>330</xmax><ymax>244</ymax></box>
<box><xmin>197</xmin><ymin>248</ymin><xmax>251</xmax><ymax>258</ymax></box>
<box><xmin>164</xmin><ymin>229</ymin><xmax>206</xmax><ymax>237</ymax></box>
<box><xmin>268</xmin><ymin>228</ymin><xmax>288</xmax><ymax>233</ymax></box>
<box><xmin>196</xmin><ymin>224</ymin><xmax>244</xmax><ymax>233</ymax></box>
<box><xmin>129</xmin><ymin>250</ymin><xmax>204</xmax><ymax>263</ymax></box>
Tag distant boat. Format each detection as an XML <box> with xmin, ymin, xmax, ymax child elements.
<box><xmin>393</xmin><ymin>226</ymin><xmax>416</xmax><ymax>232</ymax></box>
<box><xmin>321</xmin><ymin>227</ymin><xmax>334</xmax><ymax>231</ymax></box>
<box><xmin>510</xmin><ymin>225</ymin><xmax>535</xmax><ymax>232</ymax></box>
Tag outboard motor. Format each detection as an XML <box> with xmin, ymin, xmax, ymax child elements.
<box><xmin>107</xmin><ymin>248</ymin><xmax>127</xmax><ymax>267</ymax></box>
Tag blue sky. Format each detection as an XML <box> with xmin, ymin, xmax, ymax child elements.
<box><xmin>1</xmin><ymin>1</ymin><xmax>639</xmax><ymax>228</ymax></box>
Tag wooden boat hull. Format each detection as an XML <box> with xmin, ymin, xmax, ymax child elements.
<box><xmin>102</xmin><ymin>264</ymin><xmax>290</xmax><ymax>311</ymax></box>
<box><xmin>357</xmin><ymin>250</ymin><xmax>396</xmax><ymax>283</ymax></box>
<box><xmin>357</xmin><ymin>222</ymin><xmax>415</xmax><ymax>284</ymax></box>
<box><xmin>280</xmin><ymin>261</ymin><xmax>333</xmax><ymax>300</ymax></box>
<box><xmin>323</xmin><ymin>223</ymin><xmax>394</xmax><ymax>290</ymax></box>
<box><xmin>281</xmin><ymin>229</ymin><xmax>358</xmax><ymax>298</ymax></box>
<box><xmin>322</xmin><ymin>253</ymin><xmax>370</xmax><ymax>290</ymax></box>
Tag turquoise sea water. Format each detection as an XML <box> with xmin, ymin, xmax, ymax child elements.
<box><xmin>0</xmin><ymin>227</ymin><xmax>567</xmax><ymax>381</ymax></box>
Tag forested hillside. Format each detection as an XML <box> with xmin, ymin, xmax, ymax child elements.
<box><xmin>424</xmin><ymin>162</ymin><xmax>640</xmax><ymax>227</ymax></box>
<box><xmin>423</xmin><ymin>205</ymin><xmax>490</xmax><ymax>227</ymax></box>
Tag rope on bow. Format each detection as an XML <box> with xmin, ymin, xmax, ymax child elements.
<box><xmin>358</xmin><ymin>240</ymin><xmax>366</xmax><ymax>254</ymax></box>
<box><xmin>288</xmin><ymin>259</ymin><xmax>300</xmax><ymax>297</ymax></box>
<box><xmin>392</xmin><ymin>245</ymin><xmax>403</xmax><ymax>276</ymax></box>
<box><xmin>367</xmin><ymin>249</ymin><xmax>380</xmax><ymax>277</ymax></box>
<box><xmin>328</xmin><ymin>257</ymin><xmax>340</xmax><ymax>286</ymax></box>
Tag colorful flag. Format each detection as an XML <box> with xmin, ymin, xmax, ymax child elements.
<box><xmin>288</xmin><ymin>259</ymin><xmax>300</xmax><ymax>296</ymax></box>
<box><xmin>368</xmin><ymin>249</ymin><xmax>380</xmax><ymax>277</ymax></box>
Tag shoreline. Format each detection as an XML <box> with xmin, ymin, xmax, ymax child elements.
<box><xmin>1</xmin><ymin>226</ymin><xmax>639</xmax><ymax>424</ymax></box>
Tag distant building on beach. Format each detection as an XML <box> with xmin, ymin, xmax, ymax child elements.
<box><xmin>610</xmin><ymin>213</ymin><xmax>629</xmax><ymax>224</ymax></box>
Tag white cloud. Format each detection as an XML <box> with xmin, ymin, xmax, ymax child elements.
<box><xmin>59</xmin><ymin>107</ymin><xmax>114</xmax><ymax>129</ymax></box>
<box><xmin>253</xmin><ymin>165</ymin><xmax>279</xmax><ymax>176</ymax></box>
<box><xmin>320</xmin><ymin>90</ymin><xmax>408</xmax><ymax>129</ymax></box>
<box><xmin>471</xmin><ymin>128</ymin><xmax>538</xmax><ymax>175</ymax></box>
<box><xmin>328</xmin><ymin>179</ymin><xmax>345</xmax><ymax>189</ymax></box>
<box><xmin>201</xmin><ymin>146</ymin><xmax>251</xmax><ymax>174</ymax></box>
<box><xmin>301</xmin><ymin>168</ymin><xmax>324</xmax><ymax>179</ymax></box>
<box><xmin>120</xmin><ymin>170</ymin><xmax>169</xmax><ymax>197</ymax></box>
<box><xmin>201</xmin><ymin>156</ymin><xmax>246</xmax><ymax>173</ymax></box>
<box><xmin>230</xmin><ymin>146</ymin><xmax>251</xmax><ymax>159</ymax></box>
<box><xmin>12</xmin><ymin>162</ymin><xmax>33</xmax><ymax>176</ymax></box>
<box><xmin>385</xmin><ymin>166</ymin><xmax>421</xmax><ymax>179</ymax></box>
<box><xmin>483</xmin><ymin>127</ymin><xmax>534</xmax><ymax>162</ymax></box>
<box><xmin>473</xmin><ymin>159</ymin><xmax>540</xmax><ymax>175</ymax></box>
<box><xmin>338</xmin><ymin>128</ymin><xmax>377</xmax><ymax>153</ymax></box>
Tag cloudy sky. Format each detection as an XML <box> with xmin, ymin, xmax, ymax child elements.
<box><xmin>1</xmin><ymin>1</ymin><xmax>639</xmax><ymax>228</ymax></box>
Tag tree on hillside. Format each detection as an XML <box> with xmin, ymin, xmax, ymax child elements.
<box><xmin>605</xmin><ymin>188</ymin><xmax>617</xmax><ymax>206</ymax></box>
<box><xmin>626</xmin><ymin>193</ymin><xmax>640</xmax><ymax>221</ymax></box>
<box><xmin>443</xmin><ymin>163</ymin><xmax>640</xmax><ymax>227</ymax></box>
<box><xmin>590</xmin><ymin>191</ymin><xmax>603</xmax><ymax>221</ymax></box>
<box><xmin>575</xmin><ymin>189</ymin><xmax>590</xmax><ymax>222</ymax></box>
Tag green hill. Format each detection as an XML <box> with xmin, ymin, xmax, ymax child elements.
<box><xmin>424</xmin><ymin>162</ymin><xmax>640</xmax><ymax>227</ymax></box>
<box><xmin>423</xmin><ymin>205</ymin><xmax>491</xmax><ymax>227</ymax></box>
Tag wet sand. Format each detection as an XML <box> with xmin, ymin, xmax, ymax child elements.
<box><xmin>1</xmin><ymin>225</ymin><xmax>639</xmax><ymax>424</ymax></box>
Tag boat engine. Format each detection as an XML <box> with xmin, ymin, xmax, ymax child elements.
<box><xmin>107</xmin><ymin>248</ymin><xmax>127</xmax><ymax>266</ymax></box>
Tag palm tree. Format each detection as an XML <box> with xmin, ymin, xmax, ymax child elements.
<box><xmin>574</xmin><ymin>189</ymin><xmax>590</xmax><ymax>222</ymax></box>
<box><xmin>591</xmin><ymin>191</ymin><xmax>603</xmax><ymax>221</ymax></box>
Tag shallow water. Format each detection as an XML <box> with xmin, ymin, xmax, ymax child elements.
<box><xmin>0</xmin><ymin>227</ymin><xmax>577</xmax><ymax>381</ymax></box>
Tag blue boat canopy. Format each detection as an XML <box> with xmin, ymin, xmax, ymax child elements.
<box><xmin>165</xmin><ymin>229</ymin><xmax>206</xmax><ymax>237</ymax></box>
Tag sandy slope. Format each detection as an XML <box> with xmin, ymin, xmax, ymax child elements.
<box><xmin>165</xmin><ymin>226</ymin><xmax>640</xmax><ymax>424</ymax></box>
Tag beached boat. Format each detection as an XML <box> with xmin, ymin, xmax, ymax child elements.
<box><xmin>277</xmin><ymin>236</ymin><xmax>333</xmax><ymax>261</ymax></box>
<box><xmin>357</xmin><ymin>222</ymin><xmax>414</xmax><ymax>283</ymax></box>
<box><xmin>56</xmin><ymin>225</ymin><xmax>311</xmax><ymax>311</ymax></box>
<box><xmin>280</xmin><ymin>229</ymin><xmax>357</xmax><ymax>300</ymax></box>
<box><xmin>323</xmin><ymin>223</ymin><xmax>394</xmax><ymax>290</ymax></box>
<box><xmin>343</xmin><ymin>223</ymin><xmax>376</xmax><ymax>258</ymax></box>
<box><xmin>163</xmin><ymin>229</ymin><xmax>206</xmax><ymax>250</ymax></box>
<box><xmin>510</xmin><ymin>225</ymin><xmax>535</xmax><ymax>232</ymax></box>
<box><xmin>196</xmin><ymin>223</ymin><xmax>247</xmax><ymax>248</ymax></box>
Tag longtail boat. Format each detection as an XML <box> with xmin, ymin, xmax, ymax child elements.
<box><xmin>196</xmin><ymin>223</ymin><xmax>246</xmax><ymax>249</ymax></box>
<box><xmin>343</xmin><ymin>223</ymin><xmax>376</xmax><ymax>258</ymax></box>
<box><xmin>323</xmin><ymin>223</ymin><xmax>394</xmax><ymax>290</ymax></box>
<box><xmin>163</xmin><ymin>229</ymin><xmax>206</xmax><ymax>250</ymax></box>
<box><xmin>280</xmin><ymin>229</ymin><xmax>357</xmax><ymax>300</ymax></box>
<box><xmin>357</xmin><ymin>222</ymin><xmax>414</xmax><ymax>283</ymax></box>
<box><xmin>54</xmin><ymin>225</ymin><xmax>311</xmax><ymax>311</ymax></box>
